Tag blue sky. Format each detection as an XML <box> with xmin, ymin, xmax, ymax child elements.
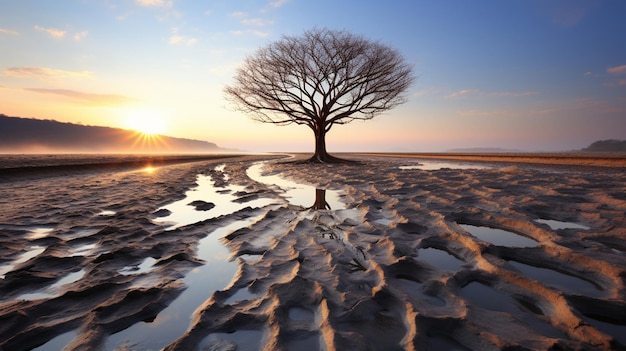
<box><xmin>0</xmin><ymin>0</ymin><xmax>625</xmax><ymax>152</ymax></box>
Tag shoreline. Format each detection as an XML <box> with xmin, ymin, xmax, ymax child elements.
<box><xmin>351</xmin><ymin>152</ymin><xmax>626</xmax><ymax>168</ymax></box>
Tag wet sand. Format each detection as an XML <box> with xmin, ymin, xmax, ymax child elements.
<box><xmin>1</xmin><ymin>153</ymin><xmax>625</xmax><ymax>350</ymax></box>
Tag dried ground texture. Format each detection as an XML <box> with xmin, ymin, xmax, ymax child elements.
<box><xmin>0</xmin><ymin>154</ymin><xmax>625</xmax><ymax>351</ymax></box>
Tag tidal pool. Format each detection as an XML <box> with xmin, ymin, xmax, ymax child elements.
<box><xmin>506</xmin><ymin>261</ymin><xmax>604</xmax><ymax>297</ymax></box>
<box><xmin>416</xmin><ymin>247</ymin><xmax>463</xmax><ymax>271</ymax></box>
<box><xmin>460</xmin><ymin>224</ymin><xmax>538</xmax><ymax>248</ymax></box>
<box><xmin>0</xmin><ymin>245</ymin><xmax>46</xmax><ymax>279</ymax></box>
<box><xmin>153</xmin><ymin>164</ymin><xmax>275</xmax><ymax>228</ymax></box>
<box><xmin>18</xmin><ymin>269</ymin><xmax>86</xmax><ymax>301</ymax></box>
<box><xmin>106</xmin><ymin>214</ymin><xmax>267</xmax><ymax>350</ymax></box>
<box><xmin>534</xmin><ymin>219</ymin><xmax>590</xmax><ymax>230</ymax></box>
<box><xmin>247</xmin><ymin>162</ymin><xmax>344</xmax><ymax>210</ymax></box>
<box><xmin>400</xmin><ymin>160</ymin><xmax>492</xmax><ymax>171</ymax></box>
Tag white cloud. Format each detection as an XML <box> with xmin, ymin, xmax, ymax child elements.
<box><xmin>34</xmin><ymin>25</ymin><xmax>66</xmax><ymax>38</ymax></box>
<box><xmin>135</xmin><ymin>0</ymin><xmax>172</xmax><ymax>7</ymax></box>
<box><xmin>268</xmin><ymin>0</ymin><xmax>289</xmax><ymax>8</ymax></box>
<box><xmin>230</xmin><ymin>30</ymin><xmax>269</xmax><ymax>38</ymax></box>
<box><xmin>74</xmin><ymin>31</ymin><xmax>88</xmax><ymax>41</ymax></box>
<box><xmin>0</xmin><ymin>28</ymin><xmax>18</xmax><ymax>35</ymax></box>
<box><xmin>230</xmin><ymin>11</ymin><xmax>247</xmax><ymax>18</ymax></box>
<box><xmin>446</xmin><ymin>89</ymin><xmax>537</xmax><ymax>98</ymax></box>
<box><xmin>3</xmin><ymin>67</ymin><xmax>92</xmax><ymax>80</ymax></box>
<box><xmin>241</xmin><ymin>18</ymin><xmax>274</xmax><ymax>26</ymax></box>
<box><xmin>169</xmin><ymin>28</ymin><xmax>197</xmax><ymax>46</ymax></box>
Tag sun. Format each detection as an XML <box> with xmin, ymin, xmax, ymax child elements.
<box><xmin>124</xmin><ymin>108</ymin><xmax>167</xmax><ymax>135</ymax></box>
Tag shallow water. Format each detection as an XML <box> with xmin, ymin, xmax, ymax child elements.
<box><xmin>507</xmin><ymin>261</ymin><xmax>604</xmax><ymax>297</ymax></box>
<box><xmin>0</xmin><ymin>245</ymin><xmax>46</xmax><ymax>279</ymax></box>
<box><xmin>399</xmin><ymin>160</ymin><xmax>492</xmax><ymax>170</ymax></box>
<box><xmin>247</xmin><ymin>162</ymin><xmax>344</xmax><ymax>209</ymax></box>
<box><xmin>18</xmin><ymin>269</ymin><xmax>86</xmax><ymax>300</ymax></box>
<box><xmin>417</xmin><ymin>247</ymin><xmax>463</xmax><ymax>271</ymax></box>
<box><xmin>153</xmin><ymin>165</ymin><xmax>274</xmax><ymax>228</ymax></box>
<box><xmin>106</xmin><ymin>214</ymin><xmax>266</xmax><ymax>350</ymax></box>
<box><xmin>534</xmin><ymin>218</ymin><xmax>590</xmax><ymax>230</ymax></box>
<box><xmin>459</xmin><ymin>282</ymin><xmax>566</xmax><ymax>338</ymax></box>
<box><xmin>460</xmin><ymin>224</ymin><xmax>538</xmax><ymax>247</ymax></box>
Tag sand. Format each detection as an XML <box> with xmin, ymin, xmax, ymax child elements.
<box><xmin>0</xmin><ymin>153</ymin><xmax>625</xmax><ymax>351</ymax></box>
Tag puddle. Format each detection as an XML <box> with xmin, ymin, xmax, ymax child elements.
<box><xmin>105</xmin><ymin>214</ymin><xmax>265</xmax><ymax>350</ymax></box>
<box><xmin>69</xmin><ymin>243</ymin><xmax>97</xmax><ymax>257</ymax></box>
<box><xmin>26</xmin><ymin>227</ymin><xmax>55</xmax><ymax>240</ymax></box>
<box><xmin>288</xmin><ymin>307</ymin><xmax>314</xmax><ymax>321</ymax></box>
<box><xmin>0</xmin><ymin>245</ymin><xmax>46</xmax><ymax>279</ymax></box>
<box><xmin>506</xmin><ymin>261</ymin><xmax>604</xmax><ymax>297</ymax></box>
<box><xmin>400</xmin><ymin>160</ymin><xmax>492</xmax><ymax>171</ymax></box>
<box><xmin>416</xmin><ymin>248</ymin><xmax>463</xmax><ymax>271</ymax></box>
<box><xmin>460</xmin><ymin>224</ymin><xmax>538</xmax><ymax>247</ymax></box>
<box><xmin>223</xmin><ymin>287</ymin><xmax>261</xmax><ymax>304</ymax></box>
<box><xmin>32</xmin><ymin>330</ymin><xmax>78</xmax><ymax>351</ymax></box>
<box><xmin>119</xmin><ymin>257</ymin><xmax>157</xmax><ymax>276</ymax></box>
<box><xmin>584</xmin><ymin>316</ymin><xmax>626</xmax><ymax>345</ymax></box>
<box><xmin>154</xmin><ymin>165</ymin><xmax>274</xmax><ymax>229</ymax></box>
<box><xmin>374</xmin><ymin>218</ymin><xmax>393</xmax><ymax>226</ymax></box>
<box><xmin>284</xmin><ymin>333</ymin><xmax>320</xmax><ymax>350</ymax></box>
<box><xmin>199</xmin><ymin>330</ymin><xmax>264</xmax><ymax>351</ymax></box>
<box><xmin>247</xmin><ymin>163</ymin><xmax>344</xmax><ymax>210</ymax></box>
<box><xmin>534</xmin><ymin>219</ymin><xmax>590</xmax><ymax>230</ymax></box>
<box><xmin>459</xmin><ymin>281</ymin><xmax>566</xmax><ymax>338</ymax></box>
<box><xmin>18</xmin><ymin>269</ymin><xmax>86</xmax><ymax>300</ymax></box>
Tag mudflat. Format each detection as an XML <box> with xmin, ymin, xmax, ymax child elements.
<box><xmin>1</xmin><ymin>153</ymin><xmax>625</xmax><ymax>350</ymax></box>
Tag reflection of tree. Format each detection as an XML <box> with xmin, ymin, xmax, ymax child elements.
<box><xmin>308</xmin><ymin>188</ymin><xmax>331</xmax><ymax>210</ymax></box>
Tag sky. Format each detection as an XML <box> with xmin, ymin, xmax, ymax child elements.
<box><xmin>0</xmin><ymin>0</ymin><xmax>625</xmax><ymax>152</ymax></box>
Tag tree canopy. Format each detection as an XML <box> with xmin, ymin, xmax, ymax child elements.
<box><xmin>224</xmin><ymin>28</ymin><xmax>414</xmax><ymax>162</ymax></box>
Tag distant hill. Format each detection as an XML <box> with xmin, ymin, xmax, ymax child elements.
<box><xmin>0</xmin><ymin>114</ymin><xmax>224</xmax><ymax>153</ymax></box>
<box><xmin>445</xmin><ymin>147</ymin><xmax>524</xmax><ymax>153</ymax></box>
<box><xmin>581</xmin><ymin>140</ymin><xmax>626</xmax><ymax>152</ymax></box>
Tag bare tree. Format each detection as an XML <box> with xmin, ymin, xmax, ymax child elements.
<box><xmin>224</xmin><ymin>28</ymin><xmax>414</xmax><ymax>162</ymax></box>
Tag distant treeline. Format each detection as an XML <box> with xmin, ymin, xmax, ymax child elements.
<box><xmin>0</xmin><ymin>114</ymin><xmax>222</xmax><ymax>153</ymax></box>
<box><xmin>581</xmin><ymin>140</ymin><xmax>626</xmax><ymax>152</ymax></box>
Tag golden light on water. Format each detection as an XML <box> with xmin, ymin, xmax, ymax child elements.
<box><xmin>143</xmin><ymin>166</ymin><xmax>156</xmax><ymax>173</ymax></box>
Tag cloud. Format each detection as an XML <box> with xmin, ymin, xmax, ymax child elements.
<box><xmin>446</xmin><ymin>89</ymin><xmax>537</xmax><ymax>98</ymax></box>
<box><xmin>135</xmin><ymin>0</ymin><xmax>172</xmax><ymax>7</ymax></box>
<box><xmin>0</xmin><ymin>28</ymin><xmax>18</xmax><ymax>35</ymax></box>
<box><xmin>230</xmin><ymin>30</ymin><xmax>269</xmax><ymax>37</ymax></box>
<box><xmin>268</xmin><ymin>0</ymin><xmax>289</xmax><ymax>8</ymax></box>
<box><xmin>3</xmin><ymin>67</ymin><xmax>93</xmax><ymax>80</ymax></box>
<box><xmin>73</xmin><ymin>31</ymin><xmax>88</xmax><ymax>41</ymax></box>
<box><xmin>489</xmin><ymin>91</ymin><xmax>538</xmax><ymax>97</ymax></box>
<box><xmin>34</xmin><ymin>25</ymin><xmax>66</xmax><ymax>38</ymax></box>
<box><xmin>24</xmin><ymin>88</ymin><xmax>137</xmax><ymax>106</ymax></box>
<box><xmin>169</xmin><ymin>28</ymin><xmax>197</xmax><ymax>46</ymax></box>
<box><xmin>230</xmin><ymin>11</ymin><xmax>247</xmax><ymax>18</ymax></box>
<box><xmin>607</xmin><ymin>65</ymin><xmax>626</xmax><ymax>75</ymax></box>
<box><xmin>241</xmin><ymin>18</ymin><xmax>274</xmax><ymax>26</ymax></box>
<box><xmin>446</xmin><ymin>89</ymin><xmax>477</xmax><ymax>98</ymax></box>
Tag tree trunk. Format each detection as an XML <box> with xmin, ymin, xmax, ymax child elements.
<box><xmin>305</xmin><ymin>125</ymin><xmax>350</xmax><ymax>163</ymax></box>
<box><xmin>313</xmin><ymin>129</ymin><xmax>328</xmax><ymax>162</ymax></box>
